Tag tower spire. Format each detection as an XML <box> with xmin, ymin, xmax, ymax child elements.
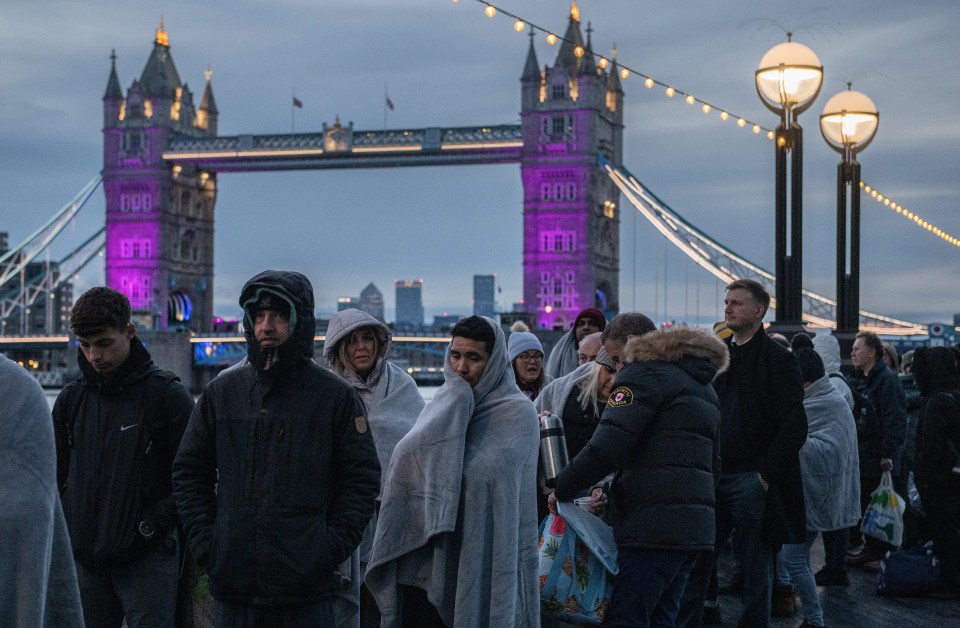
<box><xmin>521</xmin><ymin>30</ymin><xmax>540</xmax><ymax>80</ymax></box>
<box><xmin>155</xmin><ymin>15</ymin><xmax>169</xmax><ymax>46</ymax></box>
<box><xmin>570</xmin><ymin>1</ymin><xmax>580</xmax><ymax>22</ymax></box>
<box><xmin>104</xmin><ymin>49</ymin><xmax>123</xmax><ymax>100</ymax></box>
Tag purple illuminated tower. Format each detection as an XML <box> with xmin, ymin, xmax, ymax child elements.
<box><xmin>102</xmin><ymin>23</ymin><xmax>218</xmax><ymax>331</ymax></box>
<box><xmin>520</xmin><ymin>4</ymin><xmax>623</xmax><ymax>330</ymax></box>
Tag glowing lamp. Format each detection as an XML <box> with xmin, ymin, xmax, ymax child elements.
<box><xmin>484</xmin><ymin>4</ymin><xmax>495</xmax><ymax>17</ymax></box>
<box><xmin>755</xmin><ymin>41</ymin><xmax>823</xmax><ymax>116</ymax></box>
<box><xmin>819</xmin><ymin>88</ymin><xmax>879</xmax><ymax>156</ymax></box>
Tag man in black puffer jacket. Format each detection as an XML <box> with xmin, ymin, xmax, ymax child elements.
<box><xmin>173</xmin><ymin>270</ymin><xmax>380</xmax><ymax>626</ymax></box>
<box><xmin>552</xmin><ymin>325</ymin><xmax>728</xmax><ymax>627</ymax></box>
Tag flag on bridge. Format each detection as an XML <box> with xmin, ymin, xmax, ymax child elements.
<box><xmin>386</xmin><ymin>95</ymin><xmax>394</xmax><ymax>111</ymax></box>
<box><xmin>293</xmin><ymin>96</ymin><xmax>303</xmax><ymax>109</ymax></box>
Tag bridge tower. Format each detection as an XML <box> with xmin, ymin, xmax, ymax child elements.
<box><xmin>520</xmin><ymin>3</ymin><xmax>623</xmax><ymax>329</ymax></box>
<box><xmin>102</xmin><ymin>22</ymin><xmax>218</xmax><ymax>331</ymax></box>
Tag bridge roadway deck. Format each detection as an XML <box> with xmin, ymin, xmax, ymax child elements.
<box><xmin>714</xmin><ymin>537</ymin><xmax>960</xmax><ymax>627</ymax></box>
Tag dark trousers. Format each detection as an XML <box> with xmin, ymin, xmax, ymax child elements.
<box><xmin>214</xmin><ymin>599</ymin><xmax>335</xmax><ymax>628</ymax></box>
<box><xmin>75</xmin><ymin>533</ymin><xmax>179</xmax><ymax>628</ymax></box>
<box><xmin>821</xmin><ymin>528</ymin><xmax>849</xmax><ymax>572</ymax></box>
<box><xmin>924</xmin><ymin>490</ymin><xmax>960</xmax><ymax>590</ymax></box>
<box><xmin>677</xmin><ymin>472</ymin><xmax>772</xmax><ymax>628</ymax></box>
<box><xmin>604</xmin><ymin>548</ymin><xmax>699</xmax><ymax>627</ymax></box>
<box><xmin>399</xmin><ymin>584</ymin><xmax>447</xmax><ymax>628</ymax></box>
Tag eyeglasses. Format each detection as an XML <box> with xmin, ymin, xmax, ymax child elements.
<box><xmin>516</xmin><ymin>352</ymin><xmax>543</xmax><ymax>363</ymax></box>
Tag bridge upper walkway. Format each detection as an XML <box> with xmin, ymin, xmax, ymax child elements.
<box><xmin>162</xmin><ymin>124</ymin><xmax>523</xmax><ymax>171</ymax></box>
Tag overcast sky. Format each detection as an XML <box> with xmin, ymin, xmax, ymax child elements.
<box><xmin>1</xmin><ymin>0</ymin><xmax>957</xmax><ymax>326</ymax></box>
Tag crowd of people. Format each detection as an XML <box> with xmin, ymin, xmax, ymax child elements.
<box><xmin>2</xmin><ymin>271</ymin><xmax>959</xmax><ymax>628</ymax></box>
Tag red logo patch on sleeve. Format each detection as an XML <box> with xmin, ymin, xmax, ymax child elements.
<box><xmin>607</xmin><ymin>386</ymin><xmax>634</xmax><ymax>407</ymax></box>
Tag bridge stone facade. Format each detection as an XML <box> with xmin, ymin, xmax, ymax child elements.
<box><xmin>103</xmin><ymin>8</ymin><xmax>623</xmax><ymax>331</ymax></box>
<box><xmin>520</xmin><ymin>9</ymin><xmax>623</xmax><ymax>329</ymax></box>
<box><xmin>102</xmin><ymin>24</ymin><xmax>218</xmax><ymax>331</ymax></box>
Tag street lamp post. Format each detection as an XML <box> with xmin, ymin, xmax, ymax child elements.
<box><xmin>755</xmin><ymin>38</ymin><xmax>823</xmax><ymax>332</ymax></box>
<box><xmin>819</xmin><ymin>86</ymin><xmax>879</xmax><ymax>350</ymax></box>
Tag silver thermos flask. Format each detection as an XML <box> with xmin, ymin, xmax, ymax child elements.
<box><xmin>539</xmin><ymin>414</ymin><xmax>569</xmax><ymax>488</ymax></box>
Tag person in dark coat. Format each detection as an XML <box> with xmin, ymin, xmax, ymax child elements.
<box><xmin>848</xmin><ymin>331</ymin><xmax>907</xmax><ymax>568</ymax></box>
<box><xmin>53</xmin><ymin>286</ymin><xmax>194</xmax><ymax>628</ymax></box>
<box><xmin>173</xmin><ymin>270</ymin><xmax>380</xmax><ymax>627</ymax></box>
<box><xmin>912</xmin><ymin>346</ymin><xmax>960</xmax><ymax>595</ymax></box>
<box><xmin>679</xmin><ymin>279</ymin><xmax>807</xmax><ymax>628</ymax></box>
<box><xmin>552</xmin><ymin>325</ymin><xmax>728</xmax><ymax>627</ymax></box>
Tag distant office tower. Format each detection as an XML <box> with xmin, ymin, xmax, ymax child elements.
<box><xmin>360</xmin><ymin>282</ymin><xmax>385</xmax><ymax>322</ymax></box>
<box><xmin>473</xmin><ymin>274</ymin><xmax>496</xmax><ymax>318</ymax></box>
<box><xmin>337</xmin><ymin>296</ymin><xmax>360</xmax><ymax>312</ymax></box>
<box><xmin>395</xmin><ymin>279</ymin><xmax>424</xmax><ymax>327</ymax></box>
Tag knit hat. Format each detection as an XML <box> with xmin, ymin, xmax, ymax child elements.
<box><xmin>507</xmin><ymin>331</ymin><xmax>544</xmax><ymax>361</ymax></box>
<box><xmin>574</xmin><ymin>307</ymin><xmax>606</xmax><ymax>332</ymax></box>
<box><xmin>794</xmin><ymin>347</ymin><xmax>825</xmax><ymax>383</ymax></box>
<box><xmin>595</xmin><ymin>346</ymin><xmax>616</xmax><ymax>371</ymax></box>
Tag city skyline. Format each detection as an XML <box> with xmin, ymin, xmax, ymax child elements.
<box><xmin>1</xmin><ymin>0</ymin><xmax>957</xmax><ymax>327</ymax></box>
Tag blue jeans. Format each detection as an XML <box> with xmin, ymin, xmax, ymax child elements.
<box><xmin>776</xmin><ymin>531</ymin><xmax>823</xmax><ymax>627</ymax></box>
<box><xmin>75</xmin><ymin>532</ymin><xmax>179</xmax><ymax>628</ymax></box>
<box><xmin>703</xmin><ymin>472</ymin><xmax>772</xmax><ymax>628</ymax></box>
<box><xmin>214</xmin><ymin>599</ymin><xmax>336</xmax><ymax>628</ymax></box>
<box><xmin>604</xmin><ymin>548</ymin><xmax>700</xmax><ymax>627</ymax></box>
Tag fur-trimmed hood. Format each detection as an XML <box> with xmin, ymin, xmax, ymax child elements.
<box><xmin>624</xmin><ymin>326</ymin><xmax>729</xmax><ymax>382</ymax></box>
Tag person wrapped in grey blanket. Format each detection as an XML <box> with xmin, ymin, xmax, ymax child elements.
<box><xmin>0</xmin><ymin>353</ymin><xmax>84</xmax><ymax>627</ymax></box>
<box><xmin>365</xmin><ymin>316</ymin><xmax>540</xmax><ymax>627</ymax></box>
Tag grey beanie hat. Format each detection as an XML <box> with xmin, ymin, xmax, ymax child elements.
<box><xmin>507</xmin><ymin>331</ymin><xmax>544</xmax><ymax>361</ymax></box>
<box><xmin>595</xmin><ymin>346</ymin><xmax>616</xmax><ymax>370</ymax></box>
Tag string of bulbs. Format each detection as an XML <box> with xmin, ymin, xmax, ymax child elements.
<box><xmin>457</xmin><ymin>0</ymin><xmax>958</xmax><ymax>250</ymax></box>
<box><xmin>860</xmin><ymin>182</ymin><xmax>960</xmax><ymax>248</ymax></box>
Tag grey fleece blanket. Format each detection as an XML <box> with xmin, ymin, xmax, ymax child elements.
<box><xmin>544</xmin><ymin>328</ymin><xmax>579</xmax><ymax>380</ymax></box>
<box><xmin>365</xmin><ymin>318</ymin><xmax>541</xmax><ymax>628</ymax></box>
<box><xmin>535</xmin><ymin>361</ymin><xmax>594</xmax><ymax>417</ymax></box>
<box><xmin>0</xmin><ymin>354</ymin><xmax>84</xmax><ymax>627</ymax></box>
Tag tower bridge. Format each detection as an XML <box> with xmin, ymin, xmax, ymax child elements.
<box><xmin>101</xmin><ymin>9</ymin><xmax>620</xmax><ymax>333</ymax></box>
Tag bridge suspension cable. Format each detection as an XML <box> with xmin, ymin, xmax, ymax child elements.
<box><xmin>0</xmin><ymin>177</ymin><xmax>103</xmax><ymax>333</ymax></box>
<box><xmin>600</xmin><ymin>155</ymin><xmax>927</xmax><ymax>336</ymax></box>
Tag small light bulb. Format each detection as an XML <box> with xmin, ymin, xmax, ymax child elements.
<box><xmin>574</xmin><ymin>46</ymin><xmax>584</xmax><ymax>58</ymax></box>
<box><xmin>777</xmin><ymin>135</ymin><xmax>787</xmax><ymax>147</ymax></box>
<box><xmin>720</xmin><ymin>111</ymin><xmax>729</xmax><ymax>121</ymax></box>
<box><xmin>884</xmin><ymin>199</ymin><xmax>890</xmax><ymax>206</ymax></box>
<box><xmin>485</xmin><ymin>4</ymin><xmax>495</xmax><ymax>17</ymax></box>
<box><xmin>768</xmin><ymin>131</ymin><xmax>776</xmax><ymax>141</ymax></box>
<box><xmin>598</xmin><ymin>57</ymin><xmax>608</xmax><ymax>69</ymax></box>
<box><xmin>665</xmin><ymin>87</ymin><xmax>675</xmax><ymax>97</ymax></box>
<box><xmin>752</xmin><ymin>125</ymin><xmax>761</xmax><ymax>134</ymax></box>
<box><xmin>737</xmin><ymin>118</ymin><xmax>746</xmax><ymax>127</ymax></box>
<box><xmin>514</xmin><ymin>20</ymin><xmax>525</xmax><ymax>32</ymax></box>
<box><xmin>702</xmin><ymin>104</ymin><xmax>711</xmax><ymax>114</ymax></box>
<box><xmin>644</xmin><ymin>78</ymin><xmax>654</xmax><ymax>88</ymax></box>
<box><xmin>877</xmin><ymin>194</ymin><xmax>884</xmax><ymax>202</ymax></box>
<box><xmin>864</xmin><ymin>185</ymin><xmax>871</xmax><ymax>192</ymax></box>
<box><xmin>620</xmin><ymin>68</ymin><xmax>629</xmax><ymax>79</ymax></box>
<box><xmin>685</xmin><ymin>94</ymin><xmax>695</xmax><ymax>105</ymax></box>
<box><xmin>546</xmin><ymin>32</ymin><xmax>557</xmax><ymax>45</ymax></box>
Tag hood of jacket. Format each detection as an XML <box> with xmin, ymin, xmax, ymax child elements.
<box><xmin>913</xmin><ymin>346</ymin><xmax>960</xmax><ymax>396</ymax></box>
<box><xmin>812</xmin><ymin>334</ymin><xmax>843</xmax><ymax>376</ymax></box>
<box><xmin>624</xmin><ymin>326</ymin><xmax>729</xmax><ymax>384</ymax></box>
<box><xmin>322</xmin><ymin>308</ymin><xmax>391</xmax><ymax>363</ymax></box>
<box><xmin>239</xmin><ymin>270</ymin><xmax>316</xmax><ymax>371</ymax></box>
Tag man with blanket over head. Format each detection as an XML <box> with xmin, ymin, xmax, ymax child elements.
<box><xmin>544</xmin><ymin>307</ymin><xmax>607</xmax><ymax>379</ymax></box>
<box><xmin>366</xmin><ymin>315</ymin><xmax>541</xmax><ymax>627</ymax></box>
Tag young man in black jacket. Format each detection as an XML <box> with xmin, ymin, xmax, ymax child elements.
<box><xmin>173</xmin><ymin>270</ymin><xmax>380</xmax><ymax>627</ymax></box>
<box><xmin>53</xmin><ymin>287</ymin><xmax>194</xmax><ymax>628</ymax></box>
